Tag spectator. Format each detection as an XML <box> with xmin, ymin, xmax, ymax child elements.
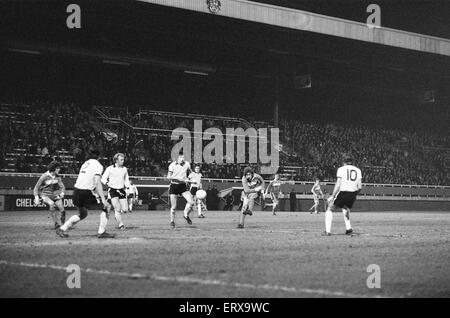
<box><xmin>289</xmin><ymin>189</ymin><xmax>296</xmax><ymax>212</ymax></box>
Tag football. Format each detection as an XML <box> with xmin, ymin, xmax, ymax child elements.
<box><xmin>196</xmin><ymin>189</ymin><xmax>207</xmax><ymax>200</ymax></box>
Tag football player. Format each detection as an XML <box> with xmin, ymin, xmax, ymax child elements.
<box><xmin>33</xmin><ymin>161</ymin><xmax>66</xmax><ymax>229</ymax></box>
<box><xmin>101</xmin><ymin>153</ymin><xmax>131</xmax><ymax>230</ymax></box>
<box><xmin>323</xmin><ymin>155</ymin><xmax>362</xmax><ymax>236</ymax></box>
<box><xmin>126</xmin><ymin>180</ymin><xmax>139</xmax><ymax>213</ymax></box>
<box><xmin>188</xmin><ymin>165</ymin><xmax>205</xmax><ymax>218</ymax></box>
<box><xmin>310</xmin><ymin>178</ymin><xmax>324</xmax><ymax>214</ymax></box>
<box><xmin>265</xmin><ymin>174</ymin><xmax>282</xmax><ymax>215</ymax></box>
<box><xmin>238</xmin><ymin>166</ymin><xmax>265</xmax><ymax>229</ymax></box>
<box><xmin>167</xmin><ymin>154</ymin><xmax>194</xmax><ymax>228</ymax></box>
<box><xmin>56</xmin><ymin>149</ymin><xmax>112</xmax><ymax>238</ymax></box>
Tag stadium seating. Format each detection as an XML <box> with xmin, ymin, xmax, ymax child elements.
<box><xmin>1</xmin><ymin>100</ymin><xmax>448</xmax><ymax>185</ymax></box>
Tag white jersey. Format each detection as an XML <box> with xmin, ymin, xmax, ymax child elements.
<box><xmin>188</xmin><ymin>172</ymin><xmax>202</xmax><ymax>188</ymax></box>
<box><xmin>168</xmin><ymin>161</ymin><xmax>191</xmax><ymax>183</ymax></box>
<box><xmin>101</xmin><ymin>165</ymin><xmax>130</xmax><ymax>189</ymax></box>
<box><xmin>74</xmin><ymin>159</ymin><xmax>103</xmax><ymax>190</ymax></box>
<box><xmin>127</xmin><ymin>185</ymin><xmax>138</xmax><ymax>196</ymax></box>
<box><xmin>337</xmin><ymin>164</ymin><xmax>362</xmax><ymax>192</ymax></box>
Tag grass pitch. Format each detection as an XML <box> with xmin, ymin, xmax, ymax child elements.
<box><xmin>0</xmin><ymin>209</ymin><xmax>449</xmax><ymax>297</ymax></box>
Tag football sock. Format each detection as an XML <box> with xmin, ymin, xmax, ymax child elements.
<box><xmin>325</xmin><ymin>209</ymin><xmax>333</xmax><ymax>233</ymax></box>
<box><xmin>98</xmin><ymin>211</ymin><xmax>108</xmax><ymax>234</ymax></box>
<box><xmin>342</xmin><ymin>209</ymin><xmax>352</xmax><ymax>230</ymax></box>
<box><xmin>50</xmin><ymin>210</ymin><xmax>60</xmax><ymax>225</ymax></box>
<box><xmin>114</xmin><ymin>210</ymin><xmax>123</xmax><ymax>227</ymax></box>
<box><xmin>239</xmin><ymin>213</ymin><xmax>245</xmax><ymax>225</ymax></box>
<box><xmin>184</xmin><ymin>202</ymin><xmax>192</xmax><ymax>217</ymax></box>
<box><xmin>197</xmin><ymin>200</ymin><xmax>202</xmax><ymax>215</ymax></box>
<box><xmin>170</xmin><ymin>209</ymin><xmax>175</xmax><ymax>222</ymax></box>
<box><xmin>60</xmin><ymin>215</ymin><xmax>80</xmax><ymax>231</ymax></box>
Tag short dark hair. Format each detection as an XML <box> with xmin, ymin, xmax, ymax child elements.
<box><xmin>243</xmin><ymin>166</ymin><xmax>254</xmax><ymax>176</ymax></box>
<box><xmin>47</xmin><ymin>161</ymin><xmax>61</xmax><ymax>172</ymax></box>
<box><xmin>343</xmin><ymin>154</ymin><xmax>353</xmax><ymax>164</ymax></box>
<box><xmin>88</xmin><ymin>149</ymin><xmax>101</xmax><ymax>159</ymax></box>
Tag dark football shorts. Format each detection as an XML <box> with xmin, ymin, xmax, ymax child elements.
<box><xmin>169</xmin><ymin>183</ymin><xmax>189</xmax><ymax>196</ymax></box>
<box><xmin>127</xmin><ymin>194</ymin><xmax>135</xmax><ymax>199</ymax></box>
<box><xmin>333</xmin><ymin>191</ymin><xmax>358</xmax><ymax>209</ymax></box>
<box><xmin>108</xmin><ymin>188</ymin><xmax>127</xmax><ymax>200</ymax></box>
<box><xmin>73</xmin><ymin>188</ymin><xmax>97</xmax><ymax>208</ymax></box>
<box><xmin>190</xmin><ymin>186</ymin><xmax>198</xmax><ymax>196</ymax></box>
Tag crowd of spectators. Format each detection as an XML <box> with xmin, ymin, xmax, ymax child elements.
<box><xmin>281</xmin><ymin>120</ymin><xmax>450</xmax><ymax>185</ymax></box>
<box><xmin>0</xmin><ymin>101</ymin><xmax>160</xmax><ymax>176</ymax></box>
<box><xmin>1</xmin><ymin>101</ymin><xmax>449</xmax><ymax>186</ymax></box>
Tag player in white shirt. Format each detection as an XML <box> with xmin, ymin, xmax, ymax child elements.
<box><xmin>188</xmin><ymin>165</ymin><xmax>205</xmax><ymax>218</ymax></box>
<box><xmin>309</xmin><ymin>178</ymin><xmax>324</xmax><ymax>214</ymax></box>
<box><xmin>56</xmin><ymin>149</ymin><xmax>113</xmax><ymax>239</ymax></box>
<box><xmin>323</xmin><ymin>155</ymin><xmax>362</xmax><ymax>236</ymax></box>
<box><xmin>101</xmin><ymin>153</ymin><xmax>130</xmax><ymax>230</ymax></box>
<box><xmin>167</xmin><ymin>154</ymin><xmax>194</xmax><ymax>228</ymax></box>
<box><xmin>126</xmin><ymin>180</ymin><xmax>139</xmax><ymax>213</ymax></box>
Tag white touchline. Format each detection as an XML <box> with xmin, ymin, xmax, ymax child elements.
<box><xmin>0</xmin><ymin>260</ymin><xmax>389</xmax><ymax>298</ymax></box>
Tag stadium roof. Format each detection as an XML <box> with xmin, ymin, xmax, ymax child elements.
<box><xmin>140</xmin><ymin>0</ymin><xmax>450</xmax><ymax>57</ymax></box>
<box><xmin>1</xmin><ymin>0</ymin><xmax>449</xmax><ymax>112</ymax></box>
<box><xmin>252</xmin><ymin>0</ymin><xmax>450</xmax><ymax>40</ymax></box>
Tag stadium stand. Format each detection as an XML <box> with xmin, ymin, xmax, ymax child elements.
<box><xmin>1</xmin><ymin>100</ymin><xmax>449</xmax><ymax>185</ymax></box>
<box><xmin>280</xmin><ymin>120</ymin><xmax>450</xmax><ymax>185</ymax></box>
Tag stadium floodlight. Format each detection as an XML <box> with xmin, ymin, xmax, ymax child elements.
<box><xmin>184</xmin><ymin>70</ymin><xmax>209</xmax><ymax>76</ymax></box>
<box><xmin>102</xmin><ymin>60</ymin><xmax>131</xmax><ymax>66</ymax></box>
<box><xmin>7</xmin><ymin>48</ymin><xmax>41</xmax><ymax>55</ymax></box>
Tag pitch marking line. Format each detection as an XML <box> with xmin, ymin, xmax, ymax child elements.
<box><xmin>0</xmin><ymin>260</ymin><xmax>388</xmax><ymax>298</ymax></box>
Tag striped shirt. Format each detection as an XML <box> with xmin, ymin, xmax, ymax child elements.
<box><xmin>267</xmin><ymin>180</ymin><xmax>282</xmax><ymax>194</ymax></box>
<box><xmin>33</xmin><ymin>171</ymin><xmax>65</xmax><ymax>197</ymax></box>
<box><xmin>242</xmin><ymin>173</ymin><xmax>265</xmax><ymax>194</ymax></box>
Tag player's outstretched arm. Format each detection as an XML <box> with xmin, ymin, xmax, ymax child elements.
<box><xmin>331</xmin><ymin>178</ymin><xmax>342</xmax><ymax>200</ymax></box>
<box><xmin>58</xmin><ymin>176</ymin><xmax>66</xmax><ymax>198</ymax></box>
<box><xmin>124</xmin><ymin>168</ymin><xmax>131</xmax><ymax>189</ymax></box>
<box><xmin>265</xmin><ymin>181</ymin><xmax>273</xmax><ymax>195</ymax></box>
<box><xmin>357</xmin><ymin>177</ymin><xmax>362</xmax><ymax>194</ymax></box>
<box><xmin>33</xmin><ymin>173</ymin><xmax>46</xmax><ymax>204</ymax></box>
<box><xmin>242</xmin><ymin>178</ymin><xmax>254</xmax><ymax>194</ymax></box>
<box><xmin>101</xmin><ymin>166</ymin><xmax>111</xmax><ymax>185</ymax></box>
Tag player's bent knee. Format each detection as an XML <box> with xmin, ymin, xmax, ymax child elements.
<box><xmin>79</xmin><ymin>208</ymin><xmax>88</xmax><ymax>220</ymax></box>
